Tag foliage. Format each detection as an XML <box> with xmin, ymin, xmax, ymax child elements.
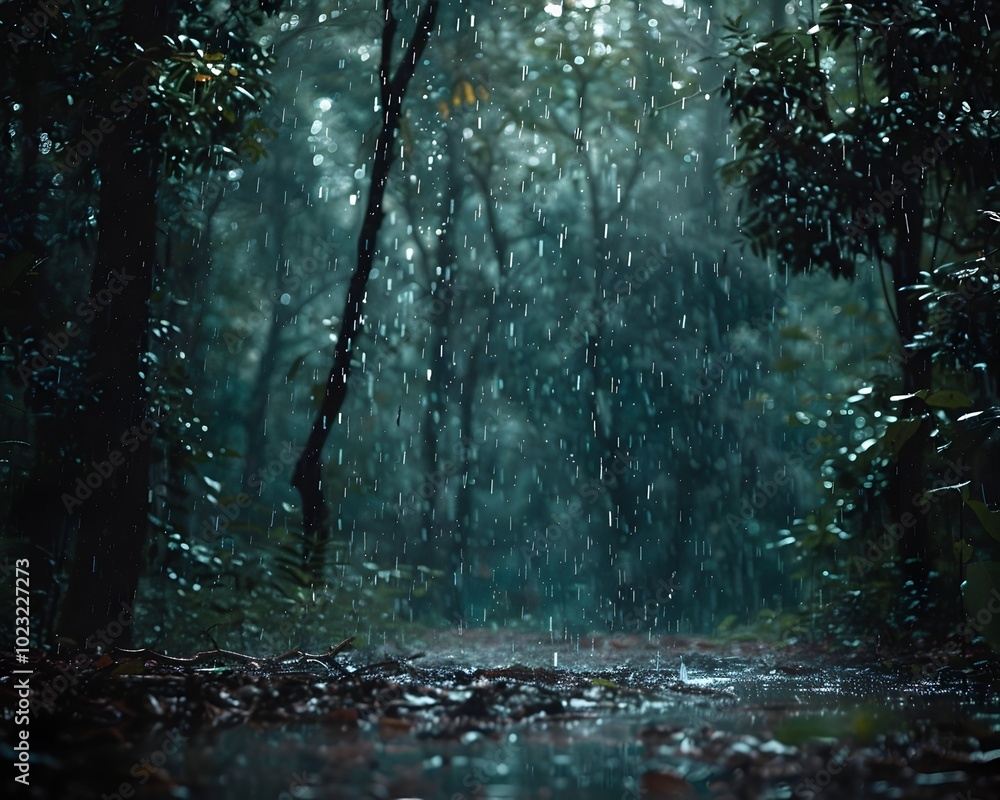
<box><xmin>11</xmin><ymin>0</ymin><xmax>998</xmax><ymax>652</ymax></box>
<box><xmin>0</xmin><ymin>0</ymin><xmax>285</xmax><ymax>643</ymax></box>
<box><xmin>722</xmin><ymin>1</ymin><xmax>1000</xmax><ymax>644</ymax></box>
<box><xmin>775</xmin><ymin>250</ymin><xmax>1000</xmax><ymax>643</ymax></box>
<box><xmin>720</xmin><ymin>1</ymin><xmax>1000</xmax><ymax>277</ymax></box>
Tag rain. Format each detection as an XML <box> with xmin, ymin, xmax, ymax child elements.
<box><xmin>1</xmin><ymin>0</ymin><xmax>1000</xmax><ymax>797</ymax></box>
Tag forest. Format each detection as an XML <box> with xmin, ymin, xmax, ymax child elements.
<box><xmin>1</xmin><ymin>1</ymin><xmax>999</xmax><ymax>798</ymax></box>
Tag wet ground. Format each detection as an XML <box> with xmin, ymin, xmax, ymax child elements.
<box><xmin>3</xmin><ymin>632</ymin><xmax>1000</xmax><ymax>799</ymax></box>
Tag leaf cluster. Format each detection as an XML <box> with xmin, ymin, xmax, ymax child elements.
<box><xmin>720</xmin><ymin>2</ymin><xmax>1000</xmax><ymax>278</ymax></box>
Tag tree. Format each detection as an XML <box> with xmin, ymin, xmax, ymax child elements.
<box><xmin>292</xmin><ymin>0</ymin><xmax>440</xmax><ymax>551</ymax></box>
<box><xmin>722</xmin><ymin>0</ymin><xmax>1000</xmax><ymax>617</ymax></box>
<box><xmin>1</xmin><ymin>0</ymin><xmax>284</xmax><ymax>645</ymax></box>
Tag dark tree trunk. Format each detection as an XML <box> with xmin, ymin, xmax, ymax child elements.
<box><xmin>891</xmin><ymin>200</ymin><xmax>933</xmax><ymax>598</ymax></box>
<box><xmin>454</xmin><ymin>351</ymin><xmax>479</xmax><ymax>609</ymax></box>
<box><xmin>58</xmin><ymin>1</ymin><xmax>170</xmax><ymax>646</ymax></box>
<box><xmin>4</xmin><ymin>33</ymin><xmax>72</xmax><ymax>641</ymax></box>
<box><xmin>293</xmin><ymin>0</ymin><xmax>439</xmax><ymax>553</ymax></box>
<box><xmin>415</xmin><ymin>218</ymin><xmax>457</xmax><ymax>614</ymax></box>
<box><xmin>421</xmin><ymin>265</ymin><xmax>457</xmax><ymax>609</ymax></box>
<box><xmin>883</xmin><ymin>23</ymin><xmax>932</xmax><ymax>604</ymax></box>
<box><xmin>435</xmin><ymin>129</ymin><xmax>465</xmax><ymax>616</ymax></box>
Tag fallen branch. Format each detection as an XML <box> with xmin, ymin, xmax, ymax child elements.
<box><xmin>111</xmin><ymin>636</ymin><xmax>355</xmax><ymax>669</ymax></box>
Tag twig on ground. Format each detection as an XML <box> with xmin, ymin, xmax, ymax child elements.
<box><xmin>111</xmin><ymin>636</ymin><xmax>356</xmax><ymax>670</ymax></box>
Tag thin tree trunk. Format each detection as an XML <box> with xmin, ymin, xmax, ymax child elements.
<box><xmin>884</xmin><ymin>23</ymin><xmax>932</xmax><ymax>603</ymax></box>
<box><xmin>243</xmin><ymin>219</ymin><xmax>292</xmax><ymax>487</ymax></box>
<box><xmin>415</xmin><ymin>220</ymin><xmax>457</xmax><ymax>612</ymax></box>
<box><xmin>892</xmin><ymin>207</ymin><xmax>933</xmax><ymax>596</ymax></box>
<box><xmin>293</xmin><ymin>0</ymin><xmax>439</xmax><ymax>549</ymax></box>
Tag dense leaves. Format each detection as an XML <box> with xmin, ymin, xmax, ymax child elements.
<box><xmin>723</xmin><ymin>0</ymin><xmax>1000</xmax><ymax>640</ymax></box>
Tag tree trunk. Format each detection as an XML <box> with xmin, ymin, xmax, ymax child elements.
<box><xmin>58</xmin><ymin>0</ymin><xmax>170</xmax><ymax>646</ymax></box>
<box><xmin>243</xmin><ymin>222</ymin><xmax>292</xmax><ymax>488</ymax></box>
<box><xmin>884</xmin><ymin>22</ymin><xmax>932</xmax><ymax>604</ymax></box>
<box><xmin>5</xmin><ymin>35</ymin><xmax>72</xmax><ymax>641</ymax></box>
<box><xmin>891</xmin><ymin>202</ymin><xmax>933</xmax><ymax>599</ymax></box>
<box><xmin>417</xmin><ymin>251</ymin><xmax>456</xmax><ymax>612</ymax></box>
<box><xmin>293</xmin><ymin>0</ymin><xmax>439</xmax><ymax>550</ymax></box>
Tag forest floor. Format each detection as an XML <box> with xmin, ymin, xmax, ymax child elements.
<box><xmin>2</xmin><ymin>631</ymin><xmax>1000</xmax><ymax>799</ymax></box>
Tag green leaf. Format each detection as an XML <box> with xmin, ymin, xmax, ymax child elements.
<box><xmin>889</xmin><ymin>390</ymin><xmax>929</xmax><ymax>403</ymax></box>
<box><xmin>778</xmin><ymin>325</ymin><xmax>812</xmax><ymax>340</ymax></box>
<box><xmin>281</xmin><ymin>563</ymin><xmax>315</xmax><ymax>587</ymax></box>
<box><xmin>772</xmin><ymin>355</ymin><xmax>803</xmax><ymax>372</ymax></box>
<box><xmin>966</xmin><ymin>500</ymin><xmax>1000</xmax><ymax>541</ymax></box>
<box><xmin>1</xmin><ymin>252</ymin><xmax>43</xmax><ymax>292</ymax></box>
<box><xmin>308</xmin><ymin>382</ymin><xmax>330</xmax><ymax>410</ymax></box>
<box><xmin>955</xmin><ymin>539</ymin><xmax>975</xmax><ymax>565</ymax></box>
<box><xmin>878</xmin><ymin>418</ymin><xmax>921</xmax><ymax>458</ymax></box>
<box><xmin>923</xmin><ymin>390</ymin><xmax>973</xmax><ymax>408</ymax></box>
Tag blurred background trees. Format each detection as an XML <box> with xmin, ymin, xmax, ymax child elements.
<box><xmin>1</xmin><ymin>0</ymin><xmax>996</xmax><ymax>653</ymax></box>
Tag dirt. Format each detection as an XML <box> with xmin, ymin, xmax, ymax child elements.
<box><xmin>2</xmin><ymin>633</ymin><xmax>999</xmax><ymax>799</ymax></box>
